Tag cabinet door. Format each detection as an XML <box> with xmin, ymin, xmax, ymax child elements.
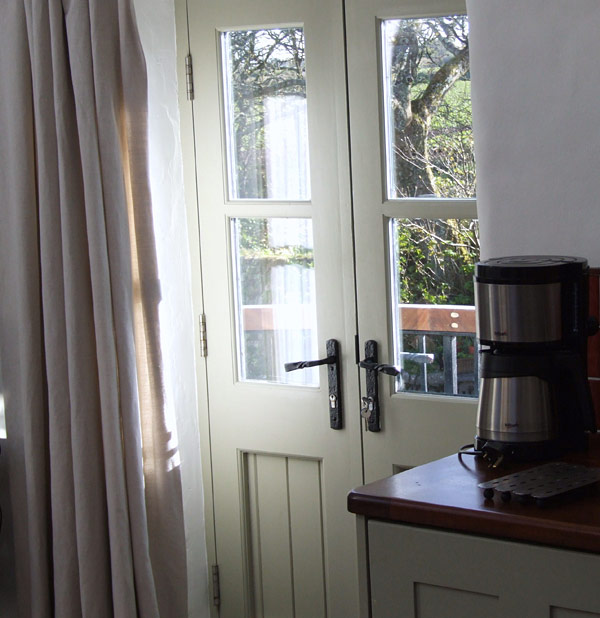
<box><xmin>369</xmin><ymin>520</ymin><xmax>600</xmax><ymax>618</ymax></box>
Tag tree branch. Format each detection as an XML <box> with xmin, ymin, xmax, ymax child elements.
<box><xmin>413</xmin><ymin>44</ymin><xmax>469</xmax><ymax>119</ymax></box>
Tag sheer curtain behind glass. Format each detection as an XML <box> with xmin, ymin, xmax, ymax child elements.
<box><xmin>0</xmin><ymin>0</ymin><xmax>188</xmax><ymax>616</ymax></box>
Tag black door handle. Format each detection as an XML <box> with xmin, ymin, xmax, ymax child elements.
<box><xmin>284</xmin><ymin>356</ymin><xmax>335</xmax><ymax>372</ymax></box>
<box><xmin>358</xmin><ymin>360</ymin><xmax>401</xmax><ymax>376</ymax></box>
<box><xmin>358</xmin><ymin>343</ymin><xmax>434</xmax><ymax>431</ymax></box>
<box><xmin>358</xmin><ymin>340</ymin><xmax>396</xmax><ymax>432</ymax></box>
<box><xmin>284</xmin><ymin>339</ymin><xmax>343</xmax><ymax>430</ymax></box>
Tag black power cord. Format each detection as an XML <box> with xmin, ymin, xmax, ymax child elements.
<box><xmin>458</xmin><ymin>441</ymin><xmax>509</xmax><ymax>468</ymax></box>
<box><xmin>458</xmin><ymin>443</ymin><xmax>482</xmax><ymax>457</ymax></box>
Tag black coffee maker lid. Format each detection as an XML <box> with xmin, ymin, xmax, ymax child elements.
<box><xmin>475</xmin><ymin>255</ymin><xmax>588</xmax><ymax>284</ymax></box>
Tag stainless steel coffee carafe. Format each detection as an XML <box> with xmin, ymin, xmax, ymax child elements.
<box><xmin>474</xmin><ymin>256</ymin><xmax>597</xmax><ymax>463</ymax></box>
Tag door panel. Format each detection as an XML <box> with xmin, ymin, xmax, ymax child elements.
<box><xmin>220</xmin><ymin>28</ymin><xmax>311</xmax><ymax>202</ymax></box>
<box><xmin>242</xmin><ymin>453</ymin><xmax>327</xmax><ymax>618</ymax></box>
<box><xmin>231</xmin><ymin>217</ymin><xmax>319</xmax><ymax>386</ymax></box>
<box><xmin>389</xmin><ymin>217</ymin><xmax>479</xmax><ymax>398</ymax></box>
<box><xmin>185</xmin><ymin>0</ymin><xmax>361</xmax><ymax>616</ymax></box>
<box><xmin>345</xmin><ymin>0</ymin><xmax>478</xmax><ymax>481</ymax></box>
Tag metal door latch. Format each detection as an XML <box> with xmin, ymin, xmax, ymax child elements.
<box><xmin>358</xmin><ymin>340</ymin><xmax>402</xmax><ymax>432</ymax></box>
<box><xmin>360</xmin><ymin>396</ymin><xmax>374</xmax><ymax>425</ymax></box>
<box><xmin>285</xmin><ymin>339</ymin><xmax>343</xmax><ymax>429</ymax></box>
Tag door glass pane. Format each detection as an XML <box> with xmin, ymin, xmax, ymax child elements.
<box><xmin>390</xmin><ymin>218</ymin><xmax>479</xmax><ymax>397</ymax></box>
<box><xmin>221</xmin><ymin>28</ymin><xmax>311</xmax><ymax>201</ymax></box>
<box><xmin>232</xmin><ymin>217</ymin><xmax>318</xmax><ymax>386</ymax></box>
<box><xmin>381</xmin><ymin>16</ymin><xmax>474</xmax><ymax>199</ymax></box>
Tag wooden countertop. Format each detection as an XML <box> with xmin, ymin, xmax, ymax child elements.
<box><xmin>348</xmin><ymin>435</ymin><xmax>600</xmax><ymax>553</ymax></box>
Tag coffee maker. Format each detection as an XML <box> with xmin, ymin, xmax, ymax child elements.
<box><xmin>474</xmin><ymin>255</ymin><xmax>597</xmax><ymax>464</ymax></box>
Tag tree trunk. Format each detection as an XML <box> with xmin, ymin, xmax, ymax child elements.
<box><xmin>391</xmin><ymin>28</ymin><xmax>469</xmax><ymax>197</ymax></box>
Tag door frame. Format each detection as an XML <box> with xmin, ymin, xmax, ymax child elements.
<box><xmin>174</xmin><ymin>1</ymin><xmax>219</xmax><ymax>614</ymax></box>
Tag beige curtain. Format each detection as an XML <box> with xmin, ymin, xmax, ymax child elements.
<box><xmin>0</xmin><ymin>0</ymin><xmax>188</xmax><ymax>616</ymax></box>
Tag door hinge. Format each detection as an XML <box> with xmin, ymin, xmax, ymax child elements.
<box><xmin>199</xmin><ymin>313</ymin><xmax>207</xmax><ymax>357</ymax></box>
<box><xmin>185</xmin><ymin>53</ymin><xmax>194</xmax><ymax>100</ymax></box>
<box><xmin>212</xmin><ymin>564</ymin><xmax>221</xmax><ymax>607</ymax></box>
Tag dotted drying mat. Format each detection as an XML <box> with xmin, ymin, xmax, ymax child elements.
<box><xmin>478</xmin><ymin>462</ymin><xmax>600</xmax><ymax>505</ymax></box>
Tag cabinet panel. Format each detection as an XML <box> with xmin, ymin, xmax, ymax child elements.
<box><xmin>551</xmin><ymin>610</ymin><xmax>600</xmax><ymax>618</ymax></box>
<box><xmin>368</xmin><ymin>520</ymin><xmax>600</xmax><ymax>618</ymax></box>
<box><xmin>415</xmin><ymin>583</ymin><xmax>498</xmax><ymax>618</ymax></box>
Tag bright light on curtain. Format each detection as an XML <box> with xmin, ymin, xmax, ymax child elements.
<box><xmin>133</xmin><ymin>0</ymin><xmax>209</xmax><ymax>613</ymax></box>
<box><xmin>0</xmin><ymin>0</ymin><xmax>189</xmax><ymax>615</ymax></box>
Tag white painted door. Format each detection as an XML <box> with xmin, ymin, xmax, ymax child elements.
<box><xmin>179</xmin><ymin>0</ymin><xmax>479</xmax><ymax>615</ymax></box>
<box><xmin>182</xmin><ymin>0</ymin><xmax>362</xmax><ymax>616</ymax></box>
<box><xmin>346</xmin><ymin>0</ymin><xmax>479</xmax><ymax>482</ymax></box>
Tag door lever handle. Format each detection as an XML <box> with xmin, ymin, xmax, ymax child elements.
<box><xmin>358</xmin><ymin>360</ymin><xmax>401</xmax><ymax>377</ymax></box>
<box><xmin>284</xmin><ymin>339</ymin><xmax>343</xmax><ymax>430</ymax></box>
<box><xmin>284</xmin><ymin>356</ymin><xmax>335</xmax><ymax>372</ymax></box>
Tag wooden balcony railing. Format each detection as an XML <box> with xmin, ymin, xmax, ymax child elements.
<box><xmin>399</xmin><ymin>304</ymin><xmax>475</xmax><ymax>334</ymax></box>
<box><xmin>241</xmin><ymin>303</ymin><xmax>478</xmax><ymax>397</ymax></box>
<box><xmin>242</xmin><ymin>303</ymin><xmax>476</xmax><ymax>333</ymax></box>
<box><xmin>399</xmin><ymin>304</ymin><xmax>478</xmax><ymax>396</ymax></box>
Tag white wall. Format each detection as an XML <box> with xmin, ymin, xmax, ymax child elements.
<box><xmin>468</xmin><ymin>0</ymin><xmax>600</xmax><ymax>266</ymax></box>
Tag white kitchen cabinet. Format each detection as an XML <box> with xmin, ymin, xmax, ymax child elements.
<box><xmin>349</xmin><ymin>443</ymin><xmax>600</xmax><ymax>618</ymax></box>
<box><xmin>364</xmin><ymin>519</ymin><xmax>600</xmax><ymax>618</ymax></box>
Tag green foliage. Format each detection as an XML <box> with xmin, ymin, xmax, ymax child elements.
<box><xmin>238</xmin><ymin>219</ymin><xmax>313</xmax><ymax>267</ymax></box>
<box><xmin>395</xmin><ymin>218</ymin><xmax>479</xmax><ymax>305</ymax></box>
<box><xmin>237</xmin><ymin>218</ymin><xmax>314</xmax><ymax>306</ymax></box>
<box><xmin>388</xmin><ymin>16</ymin><xmax>478</xmax><ymax>305</ymax></box>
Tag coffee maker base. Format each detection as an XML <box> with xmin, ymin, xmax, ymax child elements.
<box><xmin>474</xmin><ymin>436</ymin><xmax>563</xmax><ymax>466</ymax></box>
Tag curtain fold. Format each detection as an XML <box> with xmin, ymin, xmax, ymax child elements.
<box><xmin>0</xmin><ymin>0</ymin><xmax>188</xmax><ymax>615</ymax></box>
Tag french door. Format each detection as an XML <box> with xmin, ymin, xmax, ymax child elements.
<box><xmin>346</xmin><ymin>0</ymin><xmax>478</xmax><ymax>483</ymax></box>
<box><xmin>179</xmin><ymin>0</ymin><xmax>478</xmax><ymax>615</ymax></box>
